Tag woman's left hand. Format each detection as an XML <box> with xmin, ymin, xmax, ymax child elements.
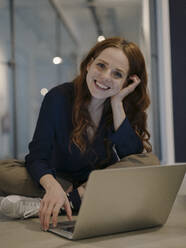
<box><xmin>111</xmin><ymin>75</ymin><xmax>141</xmax><ymax>104</ymax></box>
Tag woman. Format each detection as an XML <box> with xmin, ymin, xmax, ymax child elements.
<box><xmin>0</xmin><ymin>37</ymin><xmax>151</xmax><ymax>231</ymax></box>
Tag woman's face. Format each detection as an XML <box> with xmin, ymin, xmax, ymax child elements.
<box><xmin>86</xmin><ymin>47</ymin><xmax>129</xmax><ymax>100</ymax></box>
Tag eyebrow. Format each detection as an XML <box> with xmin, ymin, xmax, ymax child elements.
<box><xmin>97</xmin><ymin>59</ymin><xmax>126</xmax><ymax>74</ymax></box>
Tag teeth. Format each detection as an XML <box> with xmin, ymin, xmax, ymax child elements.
<box><xmin>95</xmin><ymin>81</ymin><xmax>109</xmax><ymax>90</ymax></box>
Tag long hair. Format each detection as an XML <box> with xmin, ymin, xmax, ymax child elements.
<box><xmin>70</xmin><ymin>37</ymin><xmax>152</xmax><ymax>154</ymax></box>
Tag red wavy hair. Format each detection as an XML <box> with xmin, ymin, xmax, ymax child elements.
<box><xmin>70</xmin><ymin>37</ymin><xmax>152</xmax><ymax>154</ymax></box>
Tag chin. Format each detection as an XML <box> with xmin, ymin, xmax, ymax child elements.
<box><xmin>91</xmin><ymin>92</ymin><xmax>107</xmax><ymax>99</ymax></box>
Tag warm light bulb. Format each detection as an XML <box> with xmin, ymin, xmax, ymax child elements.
<box><xmin>53</xmin><ymin>56</ymin><xmax>63</xmax><ymax>64</ymax></box>
<box><xmin>40</xmin><ymin>88</ymin><xmax>48</xmax><ymax>96</ymax></box>
<box><xmin>97</xmin><ymin>35</ymin><xmax>105</xmax><ymax>42</ymax></box>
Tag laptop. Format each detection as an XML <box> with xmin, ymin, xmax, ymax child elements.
<box><xmin>48</xmin><ymin>163</ymin><xmax>186</xmax><ymax>240</ymax></box>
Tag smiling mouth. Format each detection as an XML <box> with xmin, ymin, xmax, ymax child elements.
<box><xmin>94</xmin><ymin>80</ymin><xmax>111</xmax><ymax>90</ymax></box>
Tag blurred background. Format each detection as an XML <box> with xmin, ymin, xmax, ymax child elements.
<box><xmin>0</xmin><ymin>0</ymin><xmax>185</xmax><ymax>164</ymax></box>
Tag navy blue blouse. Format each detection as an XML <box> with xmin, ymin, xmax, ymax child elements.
<box><xmin>25</xmin><ymin>82</ymin><xmax>143</xmax><ymax>183</ymax></box>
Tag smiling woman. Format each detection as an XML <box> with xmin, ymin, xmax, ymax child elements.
<box><xmin>72</xmin><ymin>37</ymin><xmax>150</xmax><ymax>153</ymax></box>
<box><xmin>0</xmin><ymin>37</ymin><xmax>152</xmax><ymax>232</ymax></box>
<box><xmin>86</xmin><ymin>47</ymin><xmax>129</xmax><ymax>100</ymax></box>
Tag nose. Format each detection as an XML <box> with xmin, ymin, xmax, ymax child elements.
<box><xmin>101</xmin><ymin>69</ymin><xmax>111</xmax><ymax>81</ymax></box>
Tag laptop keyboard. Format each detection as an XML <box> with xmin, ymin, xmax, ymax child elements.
<box><xmin>57</xmin><ymin>220</ymin><xmax>76</xmax><ymax>233</ymax></box>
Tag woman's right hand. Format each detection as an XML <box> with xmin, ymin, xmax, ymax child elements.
<box><xmin>39</xmin><ymin>175</ymin><xmax>72</xmax><ymax>231</ymax></box>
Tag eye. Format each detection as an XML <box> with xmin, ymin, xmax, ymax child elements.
<box><xmin>113</xmin><ymin>71</ymin><xmax>123</xmax><ymax>79</ymax></box>
<box><xmin>96</xmin><ymin>63</ymin><xmax>105</xmax><ymax>69</ymax></box>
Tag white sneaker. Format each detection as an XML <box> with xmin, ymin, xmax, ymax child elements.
<box><xmin>0</xmin><ymin>197</ymin><xmax>4</xmax><ymax>205</ymax></box>
<box><xmin>0</xmin><ymin>195</ymin><xmax>41</xmax><ymax>219</ymax></box>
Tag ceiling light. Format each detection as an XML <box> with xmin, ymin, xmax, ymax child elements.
<box><xmin>97</xmin><ymin>35</ymin><xmax>105</xmax><ymax>42</ymax></box>
<box><xmin>53</xmin><ymin>56</ymin><xmax>63</xmax><ymax>64</ymax></box>
<box><xmin>40</xmin><ymin>88</ymin><xmax>48</xmax><ymax>96</ymax></box>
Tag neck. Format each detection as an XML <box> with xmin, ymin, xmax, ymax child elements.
<box><xmin>88</xmin><ymin>97</ymin><xmax>105</xmax><ymax>113</ymax></box>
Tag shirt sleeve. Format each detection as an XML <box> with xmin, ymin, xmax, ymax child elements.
<box><xmin>25</xmin><ymin>88</ymin><xmax>63</xmax><ymax>183</ymax></box>
<box><xmin>108</xmin><ymin>117</ymin><xmax>143</xmax><ymax>158</ymax></box>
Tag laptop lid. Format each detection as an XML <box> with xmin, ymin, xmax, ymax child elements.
<box><xmin>50</xmin><ymin>163</ymin><xmax>186</xmax><ymax>240</ymax></box>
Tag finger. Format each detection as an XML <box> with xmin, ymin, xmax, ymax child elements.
<box><xmin>124</xmin><ymin>78</ymin><xmax>141</xmax><ymax>95</ymax></box>
<box><xmin>39</xmin><ymin>199</ymin><xmax>46</xmax><ymax>229</ymax></box>
<box><xmin>43</xmin><ymin>202</ymin><xmax>54</xmax><ymax>231</ymax></box>
<box><xmin>40</xmin><ymin>200</ymin><xmax>50</xmax><ymax>230</ymax></box>
<box><xmin>128</xmin><ymin>80</ymin><xmax>140</xmax><ymax>92</ymax></box>
<box><xmin>38</xmin><ymin>199</ymin><xmax>44</xmax><ymax>218</ymax></box>
<box><xmin>64</xmin><ymin>198</ymin><xmax>72</xmax><ymax>221</ymax></box>
<box><xmin>52</xmin><ymin>203</ymin><xmax>61</xmax><ymax>227</ymax></box>
<box><xmin>120</xmin><ymin>85</ymin><xmax>135</xmax><ymax>98</ymax></box>
<box><xmin>66</xmin><ymin>184</ymin><xmax>73</xmax><ymax>193</ymax></box>
<box><xmin>129</xmin><ymin>74</ymin><xmax>141</xmax><ymax>84</ymax></box>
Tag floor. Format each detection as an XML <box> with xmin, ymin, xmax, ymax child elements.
<box><xmin>1</xmin><ymin>182</ymin><xmax>186</xmax><ymax>248</ymax></box>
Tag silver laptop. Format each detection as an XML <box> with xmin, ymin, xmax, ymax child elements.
<box><xmin>48</xmin><ymin>163</ymin><xmax>186</xmax><ymax>240</ymax></box>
